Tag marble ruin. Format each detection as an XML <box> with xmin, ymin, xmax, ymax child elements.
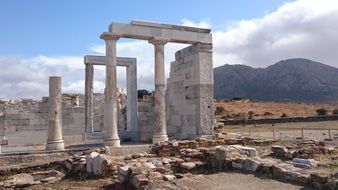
<box><xmin>0</xmin><ymin>20</ymin><xmax>214</xmax><ymax>152</ymax></box>
<box><xmin>46</xmin><ymin>76</ymin><xmax>65</xmax><ymax>150</ymax></box>
<box><xmin>98</xmin><ymin>20</ymin><xmax>213</xmax><ymax>146</ymax></box>
<box><xmin>84</xmin><ymin>55</ymin><xmax>138</xmax><ymax>140</ymax></box>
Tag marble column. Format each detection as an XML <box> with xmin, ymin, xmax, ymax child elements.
<box><xmin>126</xmin><ymin>62</ymin><xmax>138</xmax><ymax>135</ymax></box>
<box><xmin>0</xmin><ymin>113</ymin><xmax>6</xmax><ymax>153</ymax></box>
<box><xmin>101</xmin><ymin>34</ymin><xmax>120</xmax><ymax>147</ymax></box>
<box><xmin>85</xmin><ymin>63</ymin><xmax>94</xmax><ymax>133</ymax></box>
<box><xmin>149</xmin><ymin>39</ymin><xmax>169</xmax><ymax>144</ymax></box>
<box><xmin>46</xmin><ymin>76</ymin><xmax>65</xmax><ymax>150</ymax></box>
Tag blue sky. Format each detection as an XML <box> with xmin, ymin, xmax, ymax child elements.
<box><xmin>1</xmin><ymin>0</ymin><xmax>338</xmax><ymax>99</ymax></box>
<box><xmin>0</xmin><ymin>0</ymin><xmax>290</xmax><ymax>57</ymax></box>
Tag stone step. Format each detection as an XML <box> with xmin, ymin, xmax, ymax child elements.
<box><xmin>85</xmin><ymin>132</ymin><xmax>104</xmax><ymax>140</ymax></box>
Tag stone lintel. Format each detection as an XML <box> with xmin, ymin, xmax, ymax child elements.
<box><xmin>108</xmin><ymin>22</ymin><xmax>212</xmax><ymax>44</ymax></box>
<box><xmin>84</xmin><ymin>55</ymin><xmax>136</xmax><ymax>66</ymax></box>
<box><xmin>130</xmin><ymin>20</ymin><xmax>211</xmax><ymax>33</ymax></box>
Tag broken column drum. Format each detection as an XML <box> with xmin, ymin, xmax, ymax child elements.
<box><xmin>46</xmin><ymin>76</ymin><xmax>65</xmax><ymax>150</ymax></box>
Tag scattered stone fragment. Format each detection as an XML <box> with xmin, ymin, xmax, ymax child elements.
<box><xmin>243</xmin><ymin>158</ymin><xmax>261</xmax><ymax>172</ymax></box>
<box><xmin>124</xmin><ymin>154</ymin><xmax>133</xmax><ymax>160</ymax></box>
<box><xmin>180</xmin><ymin>162</ymin><xmax>196</xmax><ymax>170</ymax></box>
<box><xmin>292</xmin><ymin>158</ymin><xmax>317</xmax><ymax>169</ymax></box>
<box><xmin>271</xmin><ymin>145</ymin><xmax>288</xmax><ymax>157</ymax></box>
<box><xmin>163</xmin><ymin>175</ymin><xmax>176</xmax><ymax>181</ymax></box>
<box><xmin>132</xmin><ymin>174</ymin><xmax>148</xmax><ymax>189</ymax></box>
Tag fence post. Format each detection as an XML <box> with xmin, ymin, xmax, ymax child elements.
<box><xmin>301</xmin><ymin>128</ymin><xmax>304</xmax><ymax>139</ymax></box>
<box><xmin>273</xmin><ymin>126</ymin><xmax>275</xmax><ymax>138</ymax></box>
<box><xmin>329</xmin><ymin>130</ymin><xmax>332</xmax><ymax>140</ymax></box>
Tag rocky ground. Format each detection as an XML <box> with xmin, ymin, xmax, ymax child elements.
<box><xmin>1</xmin><ymin>135</ymin><xmax>338</xmax><ymax>190</ymax></box>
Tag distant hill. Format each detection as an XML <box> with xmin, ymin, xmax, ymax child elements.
<box><xmin>214</xmin><ymin>58</ymin><xmax>338</xmax><ymax>102</ymax></box>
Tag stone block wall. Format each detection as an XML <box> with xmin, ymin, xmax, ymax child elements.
<box><xmin>166</xmin><ymin>43</ymin><xmax>214</xmax><ymax>139</ymax></box>
<box><xmin>137</xmin><ymin>95</ymin><xmax>155</xmax><ymax>142</ymax></box>
<box><xmin>0</xmin><ymin>92</ymin><xmax>127</xmax><ymax>146</ymax></box>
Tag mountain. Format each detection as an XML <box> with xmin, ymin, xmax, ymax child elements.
<box><xmin>214</xmin><ymin>58</ymin><xmax>338</xmax><ymax>102</ymax></box>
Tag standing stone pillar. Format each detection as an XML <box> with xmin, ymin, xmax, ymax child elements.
<box><xmin>126</xmin><ymin>62</ymin><xmax>138</xmax><ymax>135</ymax></box>
<box><xmin>85</xmin><ymin>63</ymin><xmax>94</xmax><ymax>133</ymax></box>
<box><xmin>46</xmin><ymin>76</ymin><xmax>65</xmax><ymax>150</ymax></box>
<box><xmin>0</xmin><ymin>113</ymin><xmax>6</xmax><ymax>154</ymax></box>
<box><xmin>101</xmin><ymin>34</ymin><xmax>120</xmax><ymax>147</ymax></box>
<box><xmin>149</xmin><ymin>39</ymin><xmax>169</xmax><ymax>144</ymax></box>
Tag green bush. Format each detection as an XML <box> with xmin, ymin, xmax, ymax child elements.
<box><xmin>248</xmin><ymin>111</ymin><xmax>254</xmax><ymax>120</ymax></box>
<box><xmin>215</xmin><ymin>107</ymin><xmax>225</xmax><ymax>115</ymax></box>
<box><xmin>316</xmin><ymin>108</ymin><xmax>328</xmax><ymax>116</ymax></box>
<box><xmin>280</xmin><ymin>113</ymin><xmax>288</xmax><ymax>118</ymax></box>
<box><xmin>333</xmin><ymin>109</ymin><xmax>338</xmax><ymax>115</ymax></box>
<box><xmin>231</xmin><ymin>97</ymin><xmax>245</xmax><ymax>101</ymax></box>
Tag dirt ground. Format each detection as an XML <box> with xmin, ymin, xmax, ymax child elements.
<box><xmin>214</xmin><ymin>100</ymin><xmax>338</xmax><ymax>119</ymax></box>
<box><xmin>223</xmin><ymin>120</ymin><xmax>338</xmax><ymax>141</ymax></box>
<box><xmin>21</xmin><ymin>178</ymin><xmax>114</xmax><ymax>190</ymax></box>
<box><xmin>177</xmin><ymin>172</ymin><xmax>314</xmax><ymax>190</ymax></box>
<box><xmin>19</xmin><ymin>173</ymin><xmax>312</xmax><ymax>190</ymax></box>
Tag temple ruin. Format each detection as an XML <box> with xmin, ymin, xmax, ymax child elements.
<box><xmin>0</xmin><ymin>20</ymin><xmax>214</xmax><ymax>152</ymax></box>
<box><xmin>98</xmin><ymin>20</ymin><xmax>214</xmax><ymax>146</ymax></box>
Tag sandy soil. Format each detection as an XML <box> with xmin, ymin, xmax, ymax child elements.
<box><xmin>20</xmin><ymin>173</ymin><xmax>313</xmax><ymax>190</ymax></box>
<box><xmin>214</xmin><ymin>100</ymin><xmax>338</xmax><ymax>119</ymax></box>
<box><xmin>23</xmin><ymin>178</ymin><xmax>114</xmax><ymax>190</ymax></box>
<box><xmin>223</xmin><ymin>120</ymin><xmax>338</xmax><ymax>141</ymax></box>
<box><xmin>177</xmin><ymin>172</ymin><xmax>314</xmax><ymax>190</ymax></box>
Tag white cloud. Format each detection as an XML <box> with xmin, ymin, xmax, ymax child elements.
<box><xmin>0</xmin><ymin>55</ymin><xmax>84</xmax><ymax>99</ymax></box>
<box><xmin>213</xmin><ymin>0</ymin><xmax>338</xmax><ymax>68</ymax></box>
<box><xmin>2</xmin><ymin>0</ymin><xmax>338</xmax><ymax>99</ymax></box>
<box><xmin>180</xmin><ymin>18</ymin><xmax>211</xmax><ymax>28</ymax></box>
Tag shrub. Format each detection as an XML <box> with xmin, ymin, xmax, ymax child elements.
<box><xmin>263</xmin><ymin>112</ymin><xmax>273</xmax><ymax>116</ymax></box>
<box><xmin>231</xmin><ymin>97</ymin><xmax>245</xmax><ymax>101</ymax></box>
<box><xmin>215</xmin><ymin>107</ymin><xmax>225</xmax><ymax>115</ymax></box>
<box><xmin>280</xmin><ymin>113</ymin><xmax>288</xmax><ymax>118</ymax></box>
<box><xmin>333</xmin><ymin>109</ymin><xmax>338</xmax><ymax>115</ymax></box>
<box><xmin>316</xmin><ymin>108</ymin><xmax>328</xmax><ymax>116</ymax></box>
<box><xmin>248</xmin><ymin>111</ymin><xmax>255</xmax><ymax>120</ymax></box>
<box><xmin>137</xmin><ymin>89</ymin><xmax>151</xmax><ymax>99</ymax></box>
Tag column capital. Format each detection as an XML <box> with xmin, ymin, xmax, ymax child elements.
<box><xmin>148</xmin><ymin>38</ymin><xmax>168</xmax><ymax>45</ymax></box>
<box><xmin>100</xmin><ymin>32</ymin><xmax>120</xmax><ymax>41</ymax></box>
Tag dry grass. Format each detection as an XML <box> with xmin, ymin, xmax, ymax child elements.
<box><xmin>214</xmin><ymin>100</ymin><xmax>338</xmax><ymax>120</ymax></box>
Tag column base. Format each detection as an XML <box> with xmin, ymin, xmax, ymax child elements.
<box><xmin>104</xmin><ymin>138</ymin><xmax>120</xmax><ymax>147</ymax></box>
<box><xmin>197</xmin><ymin>135</ymin><xmax>214</xmax><ymax>140</ymax></box>
<box><xmin>46</xmin><ymin>140</ymin><xmax>65</xmax><ymax>150</ymax></box>
<box><xmin>0</xmin><ymin>137</ymin><xmax>8</xmax><ymax>146</ymax></box>
<box><xmin>152</xmin><ymin>135</ymin><xmax>169</xmax><ymax>144</ymax></box>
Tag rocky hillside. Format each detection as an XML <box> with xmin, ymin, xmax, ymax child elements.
<box><xmin>214</xmin><ymin>58</ymin><xmax>338</xmax><ymax>102</ymax></box>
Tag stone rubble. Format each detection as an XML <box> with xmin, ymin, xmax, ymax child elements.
<box><xmin>1</xmin><ymin>138</ymin><xmax>338</xmax><ymax>190</ymax></box>
<box><xmin>2</xmin><ymin>170</ymin><xmax>64</xmax><ymax>188</ymax></box>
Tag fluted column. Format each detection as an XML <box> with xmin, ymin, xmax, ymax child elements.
<box><xmin>149</xmin><ymin>38</ymin><xmax>169</xmax><ymax>144</ymax></box>
<box><xmin>85</xmin><ymin>63</ymin><xmax>94</xmax><ymax>133</ymax></box>
<box><xmin>101</xmin><ymin>33</ymin><xmax>120</xmax><ymax>147</ymax></box>
<box><xmin>46</xmin><ymin>76</ymin><xmax>65</xmax><ymax>150</ymax></box>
